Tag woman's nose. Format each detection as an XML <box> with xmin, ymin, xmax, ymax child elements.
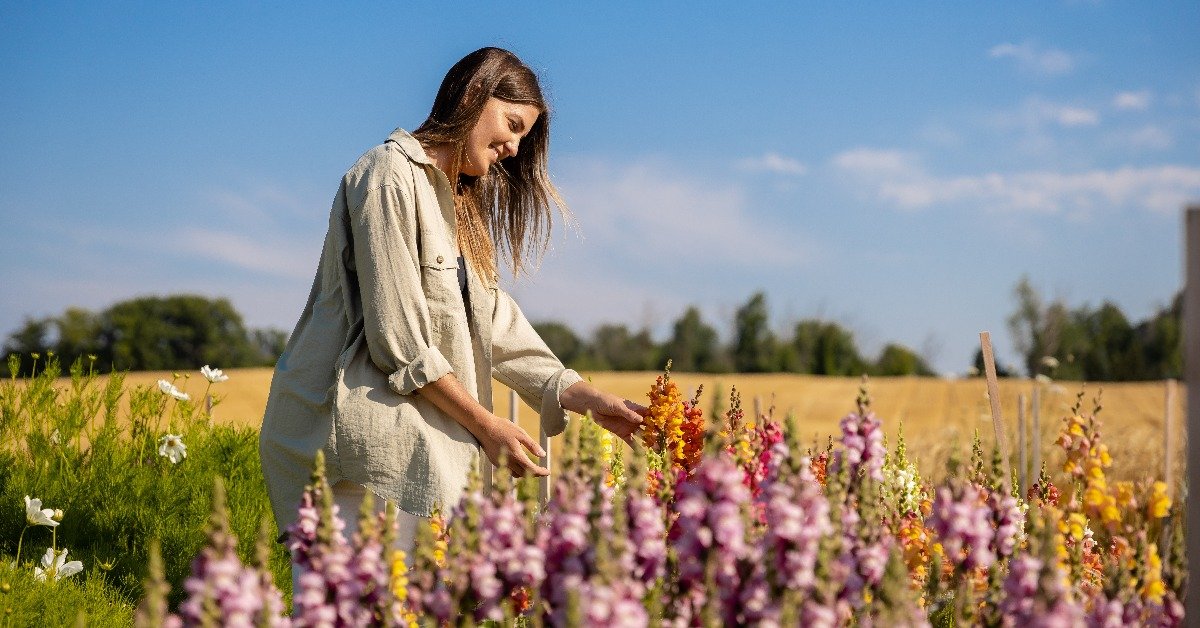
<box><xmin>502</xmin><ymin>138</ymin><xmax>519</xmax><ymax>159</ymax></box>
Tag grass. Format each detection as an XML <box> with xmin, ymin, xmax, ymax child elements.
<box><xmin>0</xmin><ymin>356</ymin><xmax>290</xmax><ymax>622</ymax></box>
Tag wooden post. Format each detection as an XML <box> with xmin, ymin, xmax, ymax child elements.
<box><xmin>979</xmin><ymin>332</ymin><xmax>1010</xmax><ymax>484</ymax></box>
<box><xmin>1017</xmin><ymin>393</ymin><xmax>1027</xmax><ymax>496</ymax></box>
<box><xmin>1183</xmin><ymin>205</ymin><xmax>1199</xmax><ymax>624</ymax></box>
<box><xmin>1031</xmin><ymin>385</ymin><xmax>1041</xmax><ymax>482</ymax></box>
<box><xmin>754</xmin><ymin>395</ymin><xmax>763</xmax><ymax>420</ymax></box>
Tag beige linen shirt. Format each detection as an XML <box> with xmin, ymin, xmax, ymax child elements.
<box><xmin>259</xmin><ymin>128</ymin><xmax>583</xmax><ymax>531</ymax></box>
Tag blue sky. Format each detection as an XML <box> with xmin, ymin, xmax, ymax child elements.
<box><xmin>2</xmin><ymin>2</ymin><xmax>1197</xmax><ymax>374</ymax></box>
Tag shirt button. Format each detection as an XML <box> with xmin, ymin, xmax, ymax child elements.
<box><xmin>436</xmin><ymin>255</ymin><xmax>444</xmax><ymax>264</ymax></box>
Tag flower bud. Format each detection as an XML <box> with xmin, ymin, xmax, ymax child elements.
<box><xmin>52</xmin><ymin>509</ymin><xmax>64</xmax><ymax>522</ymax></box>
<box><xmin>1</xmin><ymin>582</ymin><xmax>10</xmax><ymax>593</ymax></box>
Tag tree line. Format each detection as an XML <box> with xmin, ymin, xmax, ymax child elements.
<box><xmin>2</xmin><ymin>295</ymin><xmax>287</xmax><ymax>376</ymax></box>
<box><xmin>2</xmin><ymin>281</ymin><xmax>1184</xmax><ymax>381</ymax></box>
<box><xmin>535</xmin><ymin>291</ymin><xmax>937</xmax><ymax>377</ymax></box>
<box><xmin>1006</xmin><ymin>276</ymin><xmax>1183</xmax><ymax>381</ymax></box>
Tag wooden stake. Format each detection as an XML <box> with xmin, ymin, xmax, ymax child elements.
<box><xmin>979</xmin><ymin>331</ymin><xmax>1010</xmax><ymax>483</ymax></box>
<box><xmin>754</xmin><ymin>395</ymin><xmax>763</xmax><ymax>421</ymax></box>
<box><xmin>1182</xmin><ymin>205</ymin><xmax>1199</xmax><ymax>624</ymax></box>
<box><xmin>1031</xmin><ymin>385</ymin><xmax>1041</xmax><ymax>483</ymax></box>
<box><xmin>1018</xmin><ymin>393</ymin><xmax>1027</xmax><ymax>496</ymax></box>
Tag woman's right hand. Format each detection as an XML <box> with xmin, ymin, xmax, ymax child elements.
<box><xmin>477</xmin><ymin>413</ymin><xmax>550</xmax><ymax>477</ymax></box>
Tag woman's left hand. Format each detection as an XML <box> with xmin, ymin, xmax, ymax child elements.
<box><xmin>560</xmin><ymin>382</ymin><xmax>646</xmax><ymax>443</ymax></box>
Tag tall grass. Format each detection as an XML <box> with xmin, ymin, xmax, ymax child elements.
<box><xmin>0</xmin><ymin>354</ymin><xmax>290</xmax><ymax>622</ymax></box>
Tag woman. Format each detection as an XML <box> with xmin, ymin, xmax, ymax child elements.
<box><xmin>259</xmin><ymin>47</ymin><xmax>644</xmax><ymax>554</ymax></box>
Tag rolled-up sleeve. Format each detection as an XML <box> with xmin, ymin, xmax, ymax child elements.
<box><xmin>348</xmin><ymin>183</ymin><xmax>453</xmax><ymax>395</ymax></box>
<box><xmin>491</xmin><ymin>289</ymin><xmax>583</xmax><ymax>437</ymax></box>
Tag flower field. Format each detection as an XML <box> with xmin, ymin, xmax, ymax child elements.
<box><xmin>0</xmin><ymin>356</ymin><xmax>1188</xmax><ymax>626</ymax></box>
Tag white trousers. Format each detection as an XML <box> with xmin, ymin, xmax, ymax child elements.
<box><xmin>291</xmin><ymin>480</ymin><xmax>427</xmax><ymax>596</ymax></box>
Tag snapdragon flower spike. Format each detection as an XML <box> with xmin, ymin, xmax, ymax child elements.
<box><xmin>623</xmin><ymin>442</ymin><xmax>667</xmax><ymax>588</ymax></box>
<box><xmin>987</xmin><ymin>488</ymin><xmax>1024</xmax><ymax>560</ymax></box>
<box><xmin>761</xmin><ymin>445</ymin><xmax>831</xmax><ymax>596</ymax></box>
<box><xmin>178</xmin><ymin>478</ymin><xmax>290</xmax><ymax>627</ymax></box>
<box><xmin>475</xmin><ymin>484</ymin><xmax>545</xmax><ymax>620</ymax></box>
<box><xmin>539</xmin><ymin>472</ymin><xmax>597</xmax><ymax>619</ymax></box>
<box><xmin>831</xmin><ymin>389</ymin><xmax>886</xmax><ymax>486</ymax></box>
<box><xmin>927</xmin><ymin>481</ymin><xmax>995</xmax><ymax>573</ymax></box>
<box><xmin>670</xmin><ymin>452</ymin><xmax>753</xmax><ymax>625</ymax></box>
<box><xmin>998</xmin><ymin>554</ymin><xmax>1084</xmax><ymax>626</ymax></box>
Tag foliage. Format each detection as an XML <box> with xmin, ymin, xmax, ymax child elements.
<box><xmin>0</xmin><ymin>355</ymin><xmax>291</xmax><ymax>618</ymax></box>
<box><xmin>3</xmin><ymin>295</ymin><xmax>288</xmax><ymax>375</ymax></box>
<box><xmin>1007</xmin><ymin>275</ymin><xmax>1183</xmax><ymax>381</ymax></box>
<box><xmin>733</xmin><ymin>291</ymin><xmax>778</xmax><ymax>373</ymax></box>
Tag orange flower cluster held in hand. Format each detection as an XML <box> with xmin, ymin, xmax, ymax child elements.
<box><xmin>642</xmin><ymin>368</ymin><xmax>693</xmax><ymax>475</ymax></box>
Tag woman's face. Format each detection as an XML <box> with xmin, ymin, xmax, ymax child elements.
<box><xmin>461</xmin><ymin>97</ymin><xmax>541</xmax><ymax>177</ymax></box>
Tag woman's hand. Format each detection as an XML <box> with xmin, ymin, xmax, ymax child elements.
<box><xmin>477</xmin><ymin>414</ymin><xmax>550</xmax><ymax>477</ymax></box>
<box><xmin>418</xmin><ymin>373</ymin><xmax>549</xmax><ymax>478</ymax></box>
<box><xmin>560</xmin><ymin>381</ymin><xmax>647</xmax><ymax>443</ymax></box>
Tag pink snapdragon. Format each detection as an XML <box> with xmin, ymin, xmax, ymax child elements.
<box><xmin>927</xmin><ymin>482</ymin><xmax>994</xmax><ymax>572</ymax></box>
<box><xmin>671</xmin><ymin>454</ymin><xmax>752</xmax><ymax>625</ymax></box>
<box><xmin>832</xmin><ymin>410</ymin><xmax>885</xmax><ymax>483</ymax></box>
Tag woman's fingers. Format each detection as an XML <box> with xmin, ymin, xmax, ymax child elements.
<box><xmin>507</xmin><ymin>445</ymin><xmax>549</xmax><ymax>476</ymax></box>
<box><xmin>516</xmin><ymin>430</ymin><xmax>546</xmax><ymax>458</ymax></box>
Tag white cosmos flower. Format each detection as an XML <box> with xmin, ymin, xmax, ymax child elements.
<box><xmin>24</xmin><ymin>496</ymin><xmax>59</xmax><ymax>527</ymax></box>
<box><xmin>200</xmin><ymin>365</ymin><xmax>229</xmax><ymax>383</ymax></box>
<box><xmin>34</xmin><ymin>547</ymin><xmax>83</xmax><ymax>582</ymax></box>
<box><xmin>1035</xmin><ymin>374</ymin><xmax>1053</xmax><ymax>385</ymax></box>
<box><xmin>157</xmin><ymin>379</ymin><xmax>190</xmax><ymax>402</ymax></box>
<box><xmin>158</xmin><ymin>434</ymin><xmax>187</xmax><ymax>464</ymax></box>
<box><xmin>1040</xmin><ymin>355</ymin><xmax>1060</xmax><ymax>369</ymax></box>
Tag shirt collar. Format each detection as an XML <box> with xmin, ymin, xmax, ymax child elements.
<box><xmin>386</xmin><ymin>128</ymin><xmax>435</xmax><ymax>166</ymax></box>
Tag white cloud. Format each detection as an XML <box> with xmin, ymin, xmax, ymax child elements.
<box><xmin>1113</xmin><ymin>90</ymin><xmax>1153</xmax><ymax>111</ymax></box>
<box><xmin>832</xmin><ymin>147</ymin><xmax>1200</xmax><ymax>216</ymax></box>
<box><xmin>831</xmin><ymin>148</ymin><xmax>919</xmax><ymax>175</ymax></box>
<box><xmin>175</xmin><ymin>227</ymin><xmax>318</xmax><ymax>280</ymax></box>
<box><xmin>1125</xmin><ymin>125</ymin><xmax>1173</xmax><ymax>151</ymax></box>
<box><xmin>737</xmin><ymin>152</ymin><xmax>808</xmax><ymax>175</ymax></box>
<box><xmin>988</xmin><ymin>41</ymin><xmax>1077</xmax><ymax>76</ymax></box>
<box><xmin>990</xmin><ymin>97</ymin><xmax>1100</xmax><ymax>131</ymax></box>
<box><xmin>557</xmin><ymin>158</ymin><xmax>810</xmax><ymax>267</ymax></box>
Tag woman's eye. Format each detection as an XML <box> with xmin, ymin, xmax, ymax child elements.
<box><xmin>507</xmin><ymin>119</ymin><xmax>519</xmax><ymax>132</ymax></box>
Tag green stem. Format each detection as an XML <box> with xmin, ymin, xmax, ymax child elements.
<box><xmin>15</xmin><ymin>525</ymin><xmax>28</xmax><ymax>566</ymax></box>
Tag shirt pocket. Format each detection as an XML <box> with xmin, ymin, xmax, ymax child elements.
<box><xmin>418</xmin><ymin>240</ymin><xmax>464</xmax><ymax>338</ymax></box>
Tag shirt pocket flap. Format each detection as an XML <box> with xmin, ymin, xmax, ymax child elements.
<box><xmin>418</xmin><ymin>240</ymin><xmax>459</xmax><ymax>270</ymax></box>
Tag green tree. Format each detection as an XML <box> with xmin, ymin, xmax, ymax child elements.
<box><xmin>1</xmin><ymin>317</ymin><xmax>53</xmax><ymax>374</ymax></box>
<box><xmin>102</xmin><ymin>295</ymin><xmax>260</xmax><ymax>371</ymax></box>
<box><xmin>788</xmin><ymin>319</ymin><xmax>867</xmax><ymax>376</ymax></box>
<box><xmin>1077</xmin><ymin>302</ymin><xmax>1142</xmax><ymax>381</ymax></box>
<box><xmin>874</xmin><ymin>343</ymin><xmax>935</xmax><ymax>376</ymax></box>
<box><xmin>733</xmin><ymin>292</ymin><xmax>777</xmax><ymax>373</ymax></box>
<box><xmin>586</xmin><ymin>324</ymin><xmax>659</xmax><ymax>371</ymax></box>
<box><xmin>532</xmin><ymin>321</ymin><xmax>584</xmax><ymax>368</ymax></box>
<box><xmin>1006</xmin><ymin>275</ymin><xmax>1066</xmax><ymax>378</ymax></box>
<box><xmin>1137</xmin><ymin>292</ymin><xmax>1183</xmax><ymax>379</ymax></box>
<box><xmin>662</xmin><ymin>307</ymin><xmax>724</xmax><ymax>373</ymax></box>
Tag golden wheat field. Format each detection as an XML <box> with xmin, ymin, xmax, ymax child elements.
<box><xmin>86</xmin><ymin>368</ymin><xmax>1187</xmax><ymax>487</ymax></box>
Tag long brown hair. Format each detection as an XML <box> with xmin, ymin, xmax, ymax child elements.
<box><xmin>413</xmin><ymin>47</ymin><xmax>570</xmax><ymax>283</ymax></box>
